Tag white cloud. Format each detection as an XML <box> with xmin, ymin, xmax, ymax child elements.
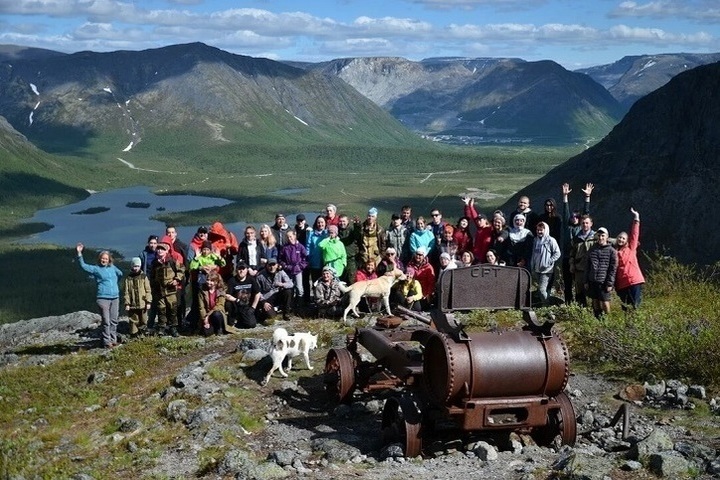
<box><xmin>610</xmin><ymin>1</ymin><xmax>720</xmax><ymax>21</ymax></box>
<box><xmin>353</xmin><ymin>16</ymin><xmax>433</xmax><ymax>34</ymax></box>
<box><xmin>408</xmin><ymin>0</ymin><xmax>547</xmax><ymax>10</ymax></box>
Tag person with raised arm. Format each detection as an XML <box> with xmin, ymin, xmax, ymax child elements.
<box><xmin>562</xmin><ymin>182</ymin><xmax>592</xmax><ymax>304</ymax></box>
<box><xmin>76</xmin><ymin>243</ymin><xmax>123</xmax><ymax>348</ymax></box>
<box><xmin>614</xmin><ymin>207</ymin><xmax>645</xmax><ymax>310</ymax></box>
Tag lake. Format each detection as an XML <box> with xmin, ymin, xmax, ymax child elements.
<box><xmin>20</xmin><ymin>186</ymin><xmax>321</xmax><ymax>259</ymax></box>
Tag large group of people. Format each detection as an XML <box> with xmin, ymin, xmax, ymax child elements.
<box><xmin>76</xmin><ymin>183</ymin><xmax>646</xmax><ymax>347</ymax></box>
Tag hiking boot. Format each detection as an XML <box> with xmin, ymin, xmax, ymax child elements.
<box><xmin>169</xmin><ymin>327</ymin><xmax>180</xmax><ymax>337</ymax></box>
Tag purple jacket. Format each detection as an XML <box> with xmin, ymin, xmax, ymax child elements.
<box><xmin>279</xmin><ymin>242</ymin><xmax>308</xmax><ymax>275</ymax></box>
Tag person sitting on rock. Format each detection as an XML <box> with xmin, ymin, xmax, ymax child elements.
<box><xmin>313</xmin><ymin>266</ymin><xmax>344</xmax><ymax>319</ymax></box>
<box><xmin>198</xmin><ymin>272</ymin><xmax>240</xmax><ymax>336</ymax></box>
<box><xmin>225</xmin><ymin>262</ymin><xmax>261</xmax><ymax>328</ymax></box>
<box><xmin>255</xmin><ymin>258</ymin><xmax>294</xmax><ymax>321</ymax></box>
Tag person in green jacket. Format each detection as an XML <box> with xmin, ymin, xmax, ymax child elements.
<box><xmin>318</xmin><ymin>225</ymin><xmax>347</xmax><ymax>279</ymax></box>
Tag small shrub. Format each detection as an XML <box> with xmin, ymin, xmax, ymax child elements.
<box><xmin>558</xmin><ymin>253</ymin><xmax>720</xmax><ymax>384</ymax></box>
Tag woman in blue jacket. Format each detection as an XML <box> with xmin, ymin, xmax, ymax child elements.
<box><xmin>77</xmin><ymin>243</ymin><xmax>123</xmax><ymax>349</ymax></box>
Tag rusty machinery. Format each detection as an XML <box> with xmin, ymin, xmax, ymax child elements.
<box><xmin>323</xmin><ymin>265</ymin><xmax>577</xmax><ymax>457</ymax></box>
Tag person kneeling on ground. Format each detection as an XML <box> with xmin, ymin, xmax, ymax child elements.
<box><xmin>198</xmin><ymin>272</ymin><xmax>239</xmax><ymax>336</ymax></box>
<box><xmin>256</xmin><ymin>258</ymin><xmax>294</xmax><ymax>321</ymax></box>
<box><xmin>225</xmin><ymin>262</ymin><xmax>261</xmax><ymax>328</ymax></box>
<box><xmin>390</xmin><ymin>267</ymin><xmax>423</xmax><ymax>312</ymax></box>
<box><xmin>313</xmin><ymin>266</ymin><xmax>344</xmax><ymax>319</ymax></box>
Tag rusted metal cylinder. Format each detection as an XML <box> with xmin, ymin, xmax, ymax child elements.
<box><xmin>423</xmin><ymin>330</ymin><xmax>570</xmax><ymax>405</ymax></box>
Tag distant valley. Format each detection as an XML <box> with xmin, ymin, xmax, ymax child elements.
<box><xmin>1</xmin><ymin>42</ymin><xmax>720</xmax><ymax>264</ymax></box>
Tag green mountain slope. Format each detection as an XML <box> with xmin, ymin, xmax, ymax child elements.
<box><xmin>0</xmin><ymin>116</ymin><xmax>89</xmax><ymax>231</ymax></box>
<box><xmin>0</xmin><ymin>43</ymin><xmax>426</xmax><ymax>168</ymax></box>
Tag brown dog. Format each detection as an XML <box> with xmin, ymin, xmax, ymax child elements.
<box><xmin>339</xmin><ymin>268</ymin><xmax>406</xmax><ymax>323</ymax></box>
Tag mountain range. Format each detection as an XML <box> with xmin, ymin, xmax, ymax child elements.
<box><xmin>3</xmin><ymin>43</ymin><xmax>718</xmax><ymax>149</ymax></box>
<box><xmin>1</xmin><ymin>42</ymin><xmax>720</xmax><ymax>262</ymax></box>
<box><xmin>0</xmin><ymin>42</ymin><xmax>422</xmax><ymax>159</ymax></box>
<box><xmin>500</xmin><ymin>61</ymin><xmax>720</xmax><ymax>264</ymax></box>
<box><xmin>577</xmin><ymin>52</ymin><xmax>720</xmax><ymax>110</ymax></box>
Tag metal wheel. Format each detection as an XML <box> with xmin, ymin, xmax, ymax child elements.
<box><xmin>381</xmin><ymin>395</ymin><xmax>423</xmax><ymax>457</ymax></box>
<box><xmin>324</xmin><ymin>348</ymin><xmax>356</xmax><ymax>404</ymax></box>
<box><xmin>531</xmin><ymin>392</ymin><xmax>577</xmax><ymax>447</ymax></box>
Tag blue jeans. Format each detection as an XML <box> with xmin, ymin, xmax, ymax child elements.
<box><xmin>97</xmin><ymin>297</ymin><xmax>119</xmax><ymax>346</ymax></box>
<box><xmin>617</xmin><ymin>284</ymin><xmax>642</xmax><ymax>309</ymax></box>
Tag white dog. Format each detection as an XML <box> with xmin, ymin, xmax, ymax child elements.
<box><xmin>339</xmin><ymin>268</ymin><xmax>406</xmax><ymax>323</ymax></box>
<box><xmin>262</xmin><ymin>327</ymin><xmax>318</xmax><ymax>385</ymax></box>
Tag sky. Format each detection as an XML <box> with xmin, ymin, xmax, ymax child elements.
<box><xmin>1</xmin><ymin>0</ymin><xmax>719</xmax><ymax>69</ymax></box>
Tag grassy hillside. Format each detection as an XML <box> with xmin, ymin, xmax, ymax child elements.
<box><xmin>0</xmin><ymin>130</ymin><xmax>583</xmax><ymax>323</ymax></box>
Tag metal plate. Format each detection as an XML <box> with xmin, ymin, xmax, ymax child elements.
<box><xmin>436</xmin><ymin>265</ymin><xmax>531</xmax><ymax>312</ymax></box>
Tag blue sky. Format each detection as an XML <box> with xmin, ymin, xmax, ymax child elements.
<box><xmin>1</xmin><ymin>0</ymin><xmax>718</xmax><ymax>68</ymax></box>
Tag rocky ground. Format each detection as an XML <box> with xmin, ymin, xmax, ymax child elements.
<box><xmin>1</xmin><ymin>313</ymin><xmax>719</xmax><ymax>479</ymax></box>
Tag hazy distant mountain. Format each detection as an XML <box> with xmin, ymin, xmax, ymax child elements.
<box><xmin>0</xmin><ymin>44</ymin><xmax>67</xmax><ymax>63</ymax></box>
<box><xmin>501</xmin><ymin>62</ymin><xmax>720</xmax><ymax>264</ymax></box>
<box><xmin>0</xmin><ymin>42</ymin><xmax>423</xmax><ymax>157</ymax></box>
<box><xmin>295</xmin><ymin>56</ymin><xmax>624</xmax><ymax>144</ymax></box>
<box><xmin>577</xmin><ymin>53</ymin><xmax>720</xmax><ymax>110</ymax></box>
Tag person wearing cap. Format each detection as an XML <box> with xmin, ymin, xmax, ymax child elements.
<box><xmin>356</xmin><ymin>207</ymin><xmax>386</xmax><ymax>267</ymax></box>
<box><xmin>149</xmin><ymin>239</ymin><xmax>186</xmax><ymax>337</ymax></box>
<box><xmin>162</xmin><ymin>227</ymin><xmax>188</xmax><ymax>330</ymax></box>
<box><xmin>313</xmin><ymin>266</ymin><xmax>344</xmax><ymax>318</ymax></box>
<box><xmin>390</xmin><ymin>266</ymin><xmax>423</xmax><ymax>312</ymax></box>
<box><xmin>123</xmin><ymin>257</ymin><xmax>152</xmax><ymax>337</ymax></box>
<box><xmin>585</xmin><ymin>226</ymin><xmax>618</xmax><ymax>318</ymax></box>
<box><xmin>569</xmin><ymin>213</ymin><xmax>596</xmax><ymax>307</ymax></box>
<box><xmin>439</xmin><ymin>252</ymin><xmax>457</xmax><ymax>273</ymax></box>
<box><xmin>256</xmin><ymin>257</ymin><xmax>294</xmax><ymax>321</ymax></box>
<box><xmin>76</xmin><ymin>243</ymin><xmax>123</xmax><ymax>348</ymax></box>
<box><xmin>377</xmin><ymin>247</ymin><xmax>404</xmax><ymax>276</ymax></box>
<box><xmin>562</xmin><ymin>183</ymin><xmax>593</xmax><ymax>304</ymax></box>
<box><xmin>225</xmin><ymin>261</ymin><xmax>261</xmax><ymax>328</ymax></box>
<box><xmin>318</xmin><ymin>224</ymin><xmax>347</xmax><ymax>278</ymax></box>
<box><xmin>407</xmin><ymin>246</ymin><xmax>436</xmax><ymax>309</ymax></box>
<box><xmin>271</xmin><ymin>213</ymin><xmax>290</xmax><ymax>247</ymax></box>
